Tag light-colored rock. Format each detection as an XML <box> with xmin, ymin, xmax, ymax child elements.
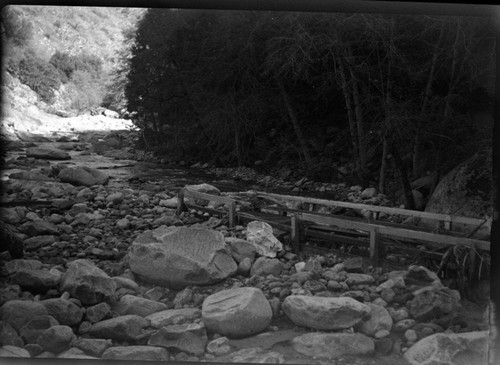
<box><xmin>292</xmin><ymin>332</ymin><xmax>375</xmax><ymax>359</ymax></box>
<box><xmin>0</xmin><ymin>300</ymin><xmax>49</xmax><ymax>331</ymax></box>
<box><xmin>59</xmin><ymin>259</ymin><xmax>116</xmax><ymax>305</ymax></box>
<box><xmin>404</xmin><ymin>331</ymin><xmax>488</xmax><ymax>365</ymax></box>
<box><xmin>129</xmin><ymin>226</ymin><xmax>237</xmax><ymax>289</ymax></box>
<box><xmin>101</xmin><ymin>346</ymin><xmax>169</xmax><ymax>361</ymax></box>
<box><xmin>282</xmin><ymin>295</ymin><xmax>371</xmax><ymax>330</ymax></box>
<box><xmin>111</xmin><ymin>294</ymin><xmax>167</xmax><ymax>317</ymax></box>
<box><xmin>58</xmin><ymin>166</ymin><xmax>109</xmax><ymax>187</ymax></box>
<box><xmin>355</xmin><ymin>303</ymin><xmax>393</xmax><ymax>337</ymax></box>
<box><xmin>89</xmin><ymin>315</ymin><xmax>150</xmax><ymax>342</ymax></box>
<box><xmin>146</xmin><ymin>308</ymin><xmax>201</xmax><ymax>329</ymax></box>
<box><xmin>202</xmin><ymin>287</ymin><xmax>272</xmax><ymax>338</ymax></box>
<box><xmin>245</xmin><ymin>221</ymin><xmax>283</xmax><ymax>258</ymax></box>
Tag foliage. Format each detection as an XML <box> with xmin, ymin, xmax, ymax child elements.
<box><xmin>1</xmin><ymin>6</ymin><xmax>33</xmax><ymax>46</ymax></box>
<box><xmin>115</xmin><ymin>10</ymin><xmax>497</xmax><ymax>186</ymax></box>
<box><xmin>49</xmin><ymin>51</ymin><xmax>103</xmax><ymax>83</ymax></box>
<box><xmin>65</xmin><ymin>70</ymin><xmax>104</xmax><ymax>113</ymax></box>
<box><xmin>15</xmin><ymin>50</ymin><xmax>61</xmax><ymax>103</ymax></box>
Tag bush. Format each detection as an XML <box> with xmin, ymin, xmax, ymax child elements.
<box><xmin>2</xmin><ymin>6</ymin><xmax>33</xmax><ymax>46</ymax></box>
<box><xmin>50</xmin><ymin>51</ymin><xmax>103</xmax><ymax>82</ymax></box>
<box><xmin>67</xmin><ymin>70</ymin><xmax>104</xmax><ymax>113</ymax></box>
<box><xmin>16</xmin><ymin>51</ymin><xmax>61</xmax><ymax>103</ymax></box>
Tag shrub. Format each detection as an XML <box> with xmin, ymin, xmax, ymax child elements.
<box><xmin>2</xmin><ymin>6</ymin><xmax>33</xmax><ymax>46</ymax></box>
<box><xmin>67</xmin><ymin>70</ymin><xmax>104</xmax><ymax>113</ymax></box>
<box><xmin>16</xmin><ymin>52</ymin><xmax>61</xmax><ymax>103</ymax></box>
<box><xmin>50</xmin><ymin>51</ymin><xmax>103</xmax><ymax>82</ymax></box>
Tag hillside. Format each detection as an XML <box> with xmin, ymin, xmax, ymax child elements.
<box><xmin>1</xmin><ymin>5</ymin><xmax>145</xmax><ymax>139</ymax></box>
<box><xmin>5</xmin><ymin>5</ymin><xmax>145</xmax><ymax>72</ymax></box>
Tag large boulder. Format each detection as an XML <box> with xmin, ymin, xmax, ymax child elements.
<box><xmin>0</xmin><ymin>300</ymin><xmax>49</xmax><ymax>331</ymax></box>
<box><xmin>59</xmin><ymin>259</ymin><xmax>116</xmax><ymax>305</ymax></box>
<box><xmin>282</xmin><ymin>295</ymin><xmax>371</xmax><ymax>330</ymax></box>
<box><xmin>291</xmin><ymin>332</ymin><xmax>375</xmax><ymax>359</ymax></box>
<box><xmin>26</xmin><ymin>147</ymin><xmax>70</xmax><ymax>160</ymax></box>
<box><xmin>245</xmin><ymin>221</ymin><xmax>283</xmax><ymax>258</ymax></box>
<box><xmin>202</xmin><ymin>287</ymin><xmax>272</xmax><ymax>338</ymax></box>
<box><xmin>414</xmin><ymin>149</ymin><xmax>492</xmax><ymax>238</ymax></box>
<box><xmin>129</xmin><ymin>226</ymin><xmax>237</xmax><ymax>289</ymax></box>
<box><xmin>404</xmin><ymin>331</ymin><xmax>488</xmax><ymax>365</ymax></box>
<box><xmin>408</xmin><ymin>286</ymin><xmax>461</xmax><ymax>322</ymax></box>
<box><xmin>58</xmin><ymin>166</ymin><xmax>110</xmax><ymax>187</ymax></box>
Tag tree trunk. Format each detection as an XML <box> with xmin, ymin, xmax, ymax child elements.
<box><xmin>390</xmin><ymin>139</ymin><xmax>416</xmax><ymax>210</ymax></box>
<box><xmin>338</xmin><ymin>60</ymin><xmax>364</xmax><ymax>184</ymax></box>
<box><xmin>349</xmin><ymin>59</ymin><xmax>367</xmax><ymax>176</ymax></box>
<box><xmin>277</xmin><ymin>79</ymin><xmax>313</xmax><ymax>166</ymax></box>
<box><xmin>378</xmin><ymin>137</ymin><xmax>388</xmax><ymax>194</ymax></box>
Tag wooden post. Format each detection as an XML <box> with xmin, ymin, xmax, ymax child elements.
<box><xmin>176</xmin><ymin>189</ymin><xmax>186</xmax><ymax>215</ymax></box>
<box><xmin>228</xmin><ymin>202</ymin><xmax>236</xmax><ymax>228</ymax></box>
<box><xmin>291</xmin><ymin>213</ymin><xmax>300</xmax><ymax>254</ymax></box>
<box><xmin>469</xmin><ymin>247</ymin><xmax>477</xmax><ymax>281</ymax></box>
<box><xmin>369</xmin><ymin>227</ymin><xmax>380</xmax><ymax>267</ymax></box>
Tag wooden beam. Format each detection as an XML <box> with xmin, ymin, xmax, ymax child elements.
<box><xmin>297</xmin><ymin>212</ymin><xmax>490</xmax><ymax>251</ymax></box>
<box><xmin>184</xmin><ymin>189</ymin><xmax>236</xmax><ymax>205</ymax></box>
<box><xmin>255</xmin><ymin>191</ymin><xmax>485</xmax><ymax>227</ymax></box>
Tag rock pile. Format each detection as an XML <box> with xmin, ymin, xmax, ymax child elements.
<box><xmin>0</xmin><ymin>140</ymin><xmax>490</xmax><ymax>363</ymax></box>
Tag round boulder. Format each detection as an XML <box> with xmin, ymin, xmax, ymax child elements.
<box><xmin>129</xmin><ymin>226</ymin><xmax>237</xmax><ymax>289</ymax></box>
<box><xmin>282</xmin><ymin>295</ymin><xmax>371</xmax><ymax>330</ymax></box>
<box><xmin>202</xmin><ymin>287</ymin><xmax>272</xmax><ymax>338</ymax></box>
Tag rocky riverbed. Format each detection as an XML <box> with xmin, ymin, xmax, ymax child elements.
<box><xmin>0</xmin><ymin>134</ymin><xmax>491</xmax><ymax>364</ymax></box>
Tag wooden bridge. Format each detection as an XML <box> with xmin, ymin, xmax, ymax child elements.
<box><xmin>176</xmin><ymin>188</ymin><xmax>490</xmax><ymax>271</ymax></box>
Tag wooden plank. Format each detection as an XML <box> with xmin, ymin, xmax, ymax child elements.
<box><xmin>184</xmin><ymin>203</ymin><xmax>225</xmax><ymax>216</ymax></box>
<box><xmin>184</xmin><ymin>189</ymin><xmax>236</xmax><ymax>205</ymax></box>
<box><xmin>255</xmin><ymin>191</ymin><xmax>485</xmax><ymax>227</ymax></box>
<box><xmin>297</xmin><ymin>212</ymin><xmax>490</xmax><ymax>251</ymax></box>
